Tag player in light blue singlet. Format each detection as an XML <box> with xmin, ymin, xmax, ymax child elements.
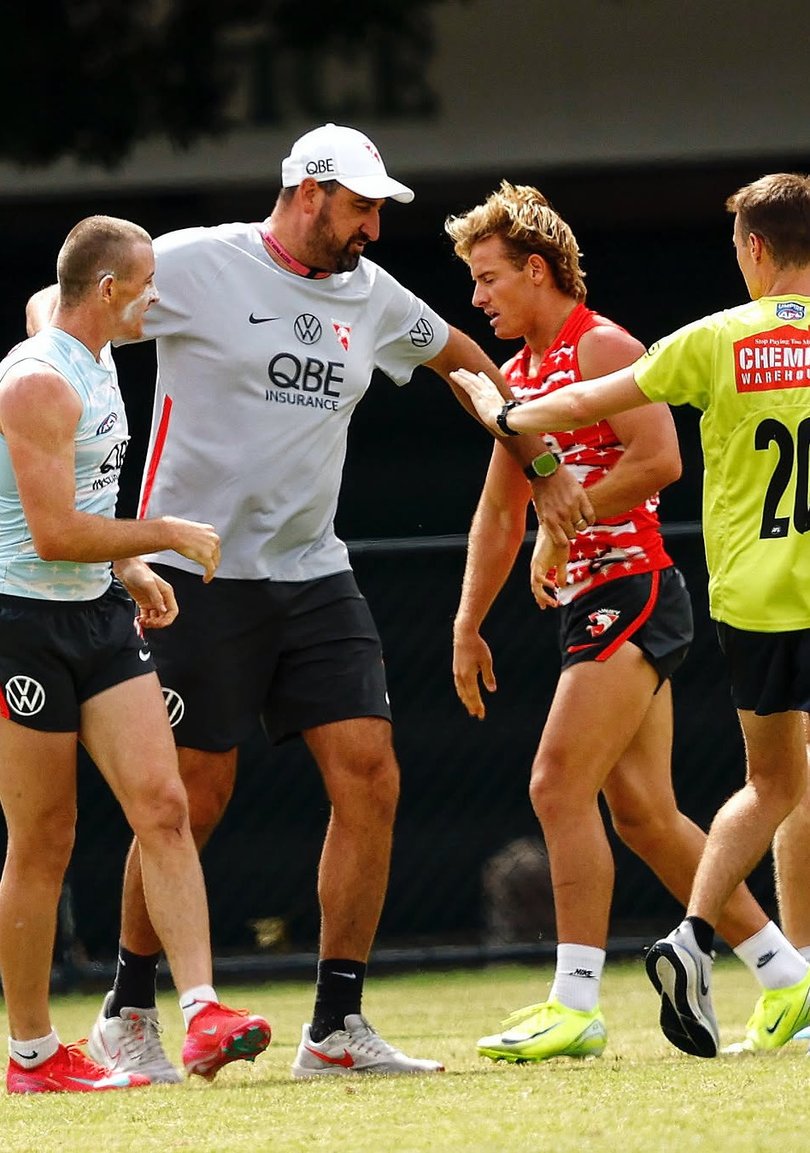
<box><xmin>0</xmin><ymin>216</ymin><xmax>268</xmax><ymax>1094</ymax></box>
<box><xmin>0</xmin><ymin>330</ymin><xmax>125</xmax><ymax>600</ymax></box>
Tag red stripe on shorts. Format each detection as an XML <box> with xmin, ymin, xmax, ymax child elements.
<box><xmin>138</xmin><ymin>395</ymin><xmax>173</xmax><ymax>519</ymax></box>
<box><xmin>596</xmin><ymin>569</ymin><xmax>660</xmax><ymax>662</ymax></box>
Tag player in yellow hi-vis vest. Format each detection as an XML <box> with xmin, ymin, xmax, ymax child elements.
<box><xmin>451</xmin><ymin>172</ymin><xmax>810</xmax><ymax>1059</ymax></box>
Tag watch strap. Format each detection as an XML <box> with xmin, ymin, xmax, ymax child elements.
<box><xmin>496</xmin><ymin>400</ymin><xmax>521</xmax><ymax>436</ymax></box>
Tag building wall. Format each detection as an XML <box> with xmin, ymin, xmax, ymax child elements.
<box><xmin>0</xmin><ymin>0</ymin><xmax>806</xmax><ymax>198</ymax></box>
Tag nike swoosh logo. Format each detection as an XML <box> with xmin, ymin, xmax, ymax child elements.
<box><xmin>766</xmin><ymin>1009</ymin><xmax>788</xmax><ymax>1034</ymax></box>
<box><xmin>304</xmin><ymin>1045</ymin><xmax>354</xmax><ymax>1068</ymax></box>
<box><xmin>67</xmin><ymin>1074</ymin><xmax>132</xmax><ymax>1088</ymax></box>
<box><xmin>249</xmin><ymin>313</ymin><xmax>280</xmax><ymax>324</ymax></box>
<box><xmin>502</xmin><ymin>1026</ymin><xmax>558</xmax><ymax>1044</ymax></box>
<box><xmin>756</xmin><ymin>951</ymin><xmax>777</xmax><ymax>969</ymax></box>
<box><xmin>138</xmin><ymin>650</ymin><xmax>151</xmax><ymax>662</ymax></box>
<box><xmin>16</xmin><ymin>1050</ymin><xmax>38</xmax><ymax>1060</ymax></box>
<box><xmin>331</xmin><ymin>971</ymin><xmax>358</xmax><ymax>980</ymax></box>
<box><xmin>201</xmin><ymin>1026</ymin><xmax>219</xmax><ymax>1035</ymax></box>
<box><xmin>567</xmin><ymin>642</ymin><xmax>599</xmax><ymax>653</ymax></box>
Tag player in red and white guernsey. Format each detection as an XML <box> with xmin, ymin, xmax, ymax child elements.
<box><xmin>445</xmin><ymin>182</ymin><xmax>804</xmax><ymax>1063</ymax></box>
<box><xmin>502</xmin><ymin>303</ymin><xmax>672</xmax><ymax>608</ymax></box>
<box><xmin>27</xmin><ymin>127</ymin><xmax>595</xmax><ymax>1081</ymax></box>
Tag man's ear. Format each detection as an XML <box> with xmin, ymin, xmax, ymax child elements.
<box><xmin>298</xmin><ymin>178</ymin><xmax>322</xmax><ymax>215</ymax></box>
<box><xmin>98</xmin><ymin>272</ymin><xmax>116</xmax><ymax>304</ymax></box>
<box><xmin>748</xmin><ymin>232</ymin><xmax>765</xmax><ymax>262</ymax></box>
<box><xmin>527</xmin><ymin>253</ymin><xmax>548</xmax><ymax>284</ymax></box>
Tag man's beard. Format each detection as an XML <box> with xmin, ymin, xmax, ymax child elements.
<box><xmin>310</xmin><ymin>207</ymin><xmax>363</xmax><ymax>273</ymax></box>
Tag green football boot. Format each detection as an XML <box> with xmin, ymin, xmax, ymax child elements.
<box><xmin>724</xmin><ymin>966</ymin><xmax>810</xmax><ymax>1053</ymax></box>
<box><xmin>477</xmin><ymin>999</ymin><xmax>606</xmax><ymax>1062</ymax></box>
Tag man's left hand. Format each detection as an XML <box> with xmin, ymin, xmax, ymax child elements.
<box><xmin>530</xmin><ymin>467</ymin><xmax>594</xmax><ymax>545</ymax></box>
<box><xmin>114</xmin><ymin>558</ymin><xmax>179</xmax><ymax>629</ymax></box>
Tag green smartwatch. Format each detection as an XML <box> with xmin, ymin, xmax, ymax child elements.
<box><xmin>523</xmin><ymin>450</ymin><xmax>560</xmax><ymax>480</ymax></box>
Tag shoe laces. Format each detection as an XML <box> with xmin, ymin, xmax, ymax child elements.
<box><xmin>342</xmin><ymin>1016</ymin><xmax>400</xmax><ymax>1058</ymax></box>
<box><xmin>61</xmin><ymin>1043</ymin><xmax>107</xmax><ymax>1077</ymax></box>
<box><xmin>215</xmin><ymin>1004</ymin><xmax>253</xmax><ymax>1017</ymax></box>
<box><xmin>194</xmin><ymin>1001</ymin><xmax>252</xmax><ymax>1021</ymax></box>
<box><xmin>745</xmin><ymin>983</ymin><xmax>795</xmax><ymax>1031</ymax></box>
<box><xmin>190</xmin><ymin>1002</ymin><xmax>256</xmax><ymax>1032</ymax></box>
<box><xmin>500</xmin><ymin>1002</ymin><xmax>548</xmax><ymax>1029</ymax></box>
<box><xmin>118</xmin><ymin>1013</ymin><xmax>169</xmax><ymax>1065</ymax></box>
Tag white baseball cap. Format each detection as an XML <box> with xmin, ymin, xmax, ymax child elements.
<box><xmin>281</xmin><ymin>123</ymin><xmax>414</xmax><ymax>203</ymax></box>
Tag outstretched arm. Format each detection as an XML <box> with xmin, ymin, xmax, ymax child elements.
<box><xmin>450</xmin><ymin>362</ymin><xmax>647</xmax><ymax>434</ymax></box>
<box><xmin>557</xmin><ymin>324</ymin><xmax>679</xmax><ymax>515</ymax></box>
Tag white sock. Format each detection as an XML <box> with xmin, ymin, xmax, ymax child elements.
<box><xmin>733</xmin><ymin>922</ymin><xmax>808</xmax><ymax>989</ymax></box>
<box><xmin>179</xmin><ymin>983</ymin><xmax>218</xmax><ymax>1028</ymax></box>
<box><xmin>549</xmin><ymin>943</ymin><xmax>605</xmax><ymax>1012</ymax></box>
<box><xmin>799</xmin><ymin>946</ymin><xmax>810</xmax><ymax>964</ymax></box>
<box><xmin>9</xmin><ymin>1029</ymin><xmax>59</xmax><ymax>1068</ymax></box>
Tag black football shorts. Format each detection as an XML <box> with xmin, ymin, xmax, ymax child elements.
<box><xmin>146</xmin><ymin>565</ymin><xmax>392</xmax><ymax>749</ymax></box>
<box><xmin>0</xmin><ymin>580</ymin><xmax>155</xmax><ymax>732</ymax></box>
<box><xmin>716</xmin><ymin>621</ymin><xmax>810</xmax><ymax>715</ymax></box>
<box><xmin>558</xmin><ymin>566</ymin><xmax>693</xmax><ymax>686</ymax></box>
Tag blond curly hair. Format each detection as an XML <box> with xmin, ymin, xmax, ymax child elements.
<box><xmin>445</xmin><ymin>181</ymin><xmax>586</xmax><ymax>301</ymax></box>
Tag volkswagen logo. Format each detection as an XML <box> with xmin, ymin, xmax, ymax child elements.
<box><xmin>5</xmin><ymin>675</ymin><xmax>46</xmax><ymax>716</ymax></box>
<box><xmin>294</xmin><ymin>314</ymin><xmax>322</xmax><ymax>345</ymax></box>
<box><xmin>161</xmin><ymin>687</ymin><xmax>186</xmax><ymax>727</ymax></box>
<box><xmin>409</xmin><ymin>318</ymin><xmax>434</xmax><ymax>348</ymax></box>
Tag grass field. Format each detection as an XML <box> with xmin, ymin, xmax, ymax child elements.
<box><xmin>0</xmin><ymin>958</ymin><xmax>807</xmax><ymax>1152</ymax></box>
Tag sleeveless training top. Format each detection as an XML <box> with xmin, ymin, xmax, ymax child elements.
<box><xmin>504</xmin><ymin>302</ymin><xmax>672</xmax><ymax>605</ymax></box>
<box><xmin>0</xmin><ymin>328</ymin><xmax>126</xmax><ymax>600</ymax></box>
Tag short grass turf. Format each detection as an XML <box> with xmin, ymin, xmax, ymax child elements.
<box><xmin>0</xmin><ymin>959</ymin><xmax>806</xmax><ymax>1153</ymax></box>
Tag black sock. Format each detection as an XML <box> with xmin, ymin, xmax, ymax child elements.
<box><xmin>685</xmin><ymin>916</ymin><xmax>715</xmax><ymax>955</ymax></box>
<box><xmin>107</xmin><ymin>946</ymin><xmax>162</xmax><ymax>1016</ymax></box>
<box><xmin>309</xmin><ymin>958</ymin><xmax>367</xmax><ymax>1042</ymax></box>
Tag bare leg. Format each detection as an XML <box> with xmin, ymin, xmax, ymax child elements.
<box><xmin>289</xmin><ymin>717</ymin><xmax>445</xmax><ymax>1073</ymax></box>
<box><xmin>117</xmin><ymin>746</ymin><xmax>237</xmax><ymax>956</ymax></box>
<box><xmin>80</xmin><ymin>675</ymin><xmax>213</xmax><ymax>992</ymax></box>
<box><xmin>305</xmin><ymin>717</ymin><xmax>399</xmax><ymax>960</ymax></box>
<box><xmin>603</xmin><ymin>686</ymin><xmax>768</xmax><ymax>949</ymax></box>
<box><xmin>529</xmin><ymin>644</ymin><xmax>662</xmax><ymax>949</ymax></box>
<box><xmin>0</xmin><ymin>721</ymin><xmax>77</xmax><ymax>1040</ymax></box>
<box><xmin>772</xmin><ymin>712</ymin><xmax>810</xmax><ymax>949</ymax></box>
<box><xmin>688</xmin><ymin>709</ymin><xmax>807</xmax><ymax>926</ymax></box>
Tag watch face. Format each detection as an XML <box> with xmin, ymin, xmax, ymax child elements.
<box><xmin>532</xmin><ymin>452</ymin><xmax>558</xmax><ymax>477</ymax></box>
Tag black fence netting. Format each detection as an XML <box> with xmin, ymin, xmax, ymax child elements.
<box><xmin>5</xmin><ymin>527</ymin><xmax>777</xmax><ymax>980</ymax></box>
